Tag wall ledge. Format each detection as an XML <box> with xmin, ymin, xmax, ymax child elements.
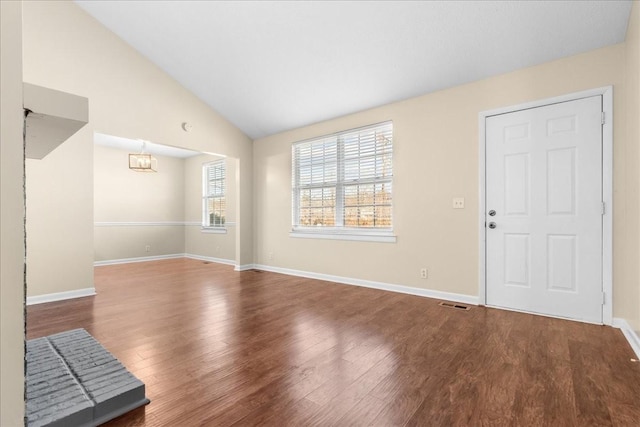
<box><xmin>250</xmin><ymin>264</ymin><xmax>479</xmax><ymax>306</ymax></box>
<box><xmin>23</xmin><ymin>82</ymin><xmax>89</xmax><ymax>159</ymax></box>
<box><xmin>94</xmin><ymin>221</ymin><xmax>186</xmax><ymax>227</ymax></box>
<box><xmin>27</xmin><ymin>288</ymin><xmax>96</xmax><ymax>306</ymax></box>
<box><xmin>613</xmin><ymin>318</ymin><xmax>640</xmax><ymax>359</ymax></box>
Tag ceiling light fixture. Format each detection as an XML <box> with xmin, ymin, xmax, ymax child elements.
<box><xmin>129</xmin><ymin>140</ymin><xmax>157</xmax><ymax>172</ymax></box>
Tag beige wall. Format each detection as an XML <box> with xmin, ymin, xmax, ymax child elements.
<box><xmin>0</xmin><ymin>0</ymin><xmax>25</xmax><ymax>423</ymax></box>
<box><xmin>95</xmin><ymin>146</ymin><xmax>186</xmax><ymax>222</ymax></box>
<box><xmin>184</xmin><ymin>155</ymin><xmax>237</xmax><ymax>262</ymax></box>
<box><xmin>626</xmin><ymin>1</ymin><xmax>640</xmax><ymax>332</ymax></box>
<box><xmin>254</xmin><ymin>44</ymin><xmax>637</xmax><ymax>319</ymax></box>
<box><xmin>94</xmin><ymin>226</ymin><xmax>184</xmax><ymax>261</ymax></box>
<box><xmin>23</xmin><ymin>0</ymin><xmax>253</xmax><ymax>297</ymax></box>
<box><xmin>94</xmin><ymin>145</ymin><xmax>186</xmax><ymax>261</ymax></box>
<box><xmin>26</xmin><ymin>129</ymin><xmax>94</xmax><ymax>296</ymax></box>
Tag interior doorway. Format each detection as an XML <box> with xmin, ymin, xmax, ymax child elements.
<box><xmin>93</xmin><ymin>133</ymin><xmax>241</xmax><ymax>269</ymax></box>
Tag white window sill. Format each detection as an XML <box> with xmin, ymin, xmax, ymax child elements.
<box><xmin>289</xmin><ymin>230</ymin><xmax>396</xmax><ymax>243</ymax></box>
<box><xmin>201</xmin><ymin>227</ymin><xmax>227</xmax><ymax>234</ymax></box>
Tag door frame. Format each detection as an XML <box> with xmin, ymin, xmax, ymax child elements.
<box><xmin>478</xmin><ymin>86</ymin><xmax>613</xmax><ymax>325</ymax></box>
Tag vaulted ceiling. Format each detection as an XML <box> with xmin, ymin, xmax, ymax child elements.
<box><xmin>76</xmin><ymin>1</ymin><xmax>633</xmax><ymax>139</ymax></box>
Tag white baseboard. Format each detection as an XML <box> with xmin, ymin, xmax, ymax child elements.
<box><xmin>234</xmin><ymin>264</ymin><xmax>255</xmax><ymax>272</ymax></box>
<box><xmin>95</xmin><ymin>253</ymin><xmax>237</xmax><ymax>268</ymax></box>
<box><xmin>251</xmin><ymin>264</ymin><xmax>478</xmax><ymax>306</ymax></box>
<box><xmin>27</xmin><ymin>287</ymin><xmax>96</xmax><ymax>306</ymax></box>
<box><xmin>613</xmin><ymin>318</ymin><xmax>640</xmax><ymax>359</ymax></box>
<box><xmin>94</xmin><ymin>254</ymin><xmax>184</xmax><ymax>266</ymax></box>
<box><xmin>184</xmin><ymin>253</ymin><xmax>235</xmax><ymax>266</ymax></box>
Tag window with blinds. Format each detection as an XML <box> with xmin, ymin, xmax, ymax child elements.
<box><xmin>203</xmin><ymin>160</ymin><xmax>226</xmax><ymax>227</ymax></box>
<box><xmin>292</xmin><ymin>122</ymin><xmax>393</xmax><ymax>237</ymax></box>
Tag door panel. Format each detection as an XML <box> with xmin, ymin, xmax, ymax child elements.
<box><xmin>504</xmin><ymin>233</ymin><xmax>530</xmax><ymax>287</ymax></box>
<box><xmin>504</xmin><ymin>153</ymin><xmax>529</xmax><ymax>215</ymax></box>
<box><xmin>547</xmin><ymin>148</ymin><xmax>575</xmax><ymax>215</ymax></box>
<box><xmin>486</xmin><ymin>96</ymin><xmax>603</xmax><ymax>323</ymax></box>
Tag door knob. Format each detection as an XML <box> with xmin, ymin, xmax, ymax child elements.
<box><xmin>488</xmin><ymin>222</ymin><xmax>497</xmax><ymax>229</ymax></box>
<box><xmin>488</xmin><ymin>210</ymin><xmax>496</xmax><ymax>216</ymax></box>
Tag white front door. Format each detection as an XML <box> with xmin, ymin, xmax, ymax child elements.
<box><xmin>485</xmin><ymin>96</ymin><xmax>603</xmax><ymax>323</ymax></box>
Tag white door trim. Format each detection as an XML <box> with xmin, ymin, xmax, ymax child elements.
<box><xmin>478</xmin><ymin>86</ymin><xmax>613</xmax><ymax>325</ymax></box>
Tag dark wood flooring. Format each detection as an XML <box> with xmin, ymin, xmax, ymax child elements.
<box><xmin>27</xmin><ymin>258</ymin><xmax>640</xmax><ymax>426</ymax></box>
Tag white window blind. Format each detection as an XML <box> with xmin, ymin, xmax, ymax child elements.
<box><xmin>292</xmin><ymin>122</ymin><xmax>393</xmax><ymax>234</ymax></box>
<box><xmin>203</xmin><ymin>160</ymin><xmax>226</xmax><ymax>227</ymax></box>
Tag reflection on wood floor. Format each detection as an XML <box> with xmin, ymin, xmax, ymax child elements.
<box><xmin>27</xmin><ymin>258</ymin><xmax>640</xmax><ymax>426</ymax></box>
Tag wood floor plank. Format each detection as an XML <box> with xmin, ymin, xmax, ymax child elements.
<box><xmin>335</xmin><ymin>393</ymin><xmax>386</xmax><ymax>426</ymax></box>
<box><xmin>25</xmin><ymin>258</ymin><xmax>640</xmax><ymax>426</ymax></box>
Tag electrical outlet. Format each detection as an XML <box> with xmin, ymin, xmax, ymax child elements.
<box><xmin>268</xmin><ymin>252</ymin><xmax>274</xmax><ymax>261</ymax></box>
<box><xmin>420</xmin><ymin>268</ymin><xmax>428</xmax><ymax>279</ymax></box>
<box><xmin>145</xmin><ymin>245</ymin><xmax>151</xmax><ymax>252</ymax></box>
<box><xmin>453</xmin><ymin>198</ymin><xmax>465</xmax><ymax>209</ymax></box>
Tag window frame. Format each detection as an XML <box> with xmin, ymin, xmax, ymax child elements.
<box><xmin>290</xmin><ymin>121</ymin><xmax>396</xmax><ymax>243</ymax></box>
<box><xmin>202</xmin><ymin>160</ymin><xmax>227</xmax><ymax>232</ymax></box>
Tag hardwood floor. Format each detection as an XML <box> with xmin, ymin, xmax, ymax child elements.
<box><xmin>27</xmin><ymin>258</ymin><xmax>640</xmax><ymax>426</ymax></box>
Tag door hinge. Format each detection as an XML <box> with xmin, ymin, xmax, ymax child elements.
<box><xmin>602</xmin><ymin>202</ymin><xmax>606</xmax><ymax>215</ymax></box>
<box><xmin>601</xmin><ymin>112</ymin><xmax>605</xmax><ymax>125</ymax></box>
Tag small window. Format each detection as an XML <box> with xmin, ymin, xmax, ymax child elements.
<box><xmin>291</xmin><ymin>121</ymin><xmax>394</xmax><ymax>242</ymax></box>
<box><xmin>203</xmin><ymin>160</ymin><xmax>226</xmax><ymax>228</ymax></box>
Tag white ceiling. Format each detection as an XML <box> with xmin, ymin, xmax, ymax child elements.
<box><xmin>94</xmin><ymin>132</ymin><xmax>201</xmax><ymax>158</ymax></box>
<box><xmin>76</xmin><ymin>1</ymin><xmax>632</xmax><ymax>140</ymax></box>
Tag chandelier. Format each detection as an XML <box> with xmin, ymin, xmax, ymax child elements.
<box><xmin>128</xmin><ymin>141</ymin><xmax>157</xmax><ymax>172</ymax></box>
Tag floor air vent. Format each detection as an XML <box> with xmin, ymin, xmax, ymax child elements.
<box><xmin>439</xmin><ymin>301</ymin><xmax>471</xmax><ymax>311</ymax></box>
